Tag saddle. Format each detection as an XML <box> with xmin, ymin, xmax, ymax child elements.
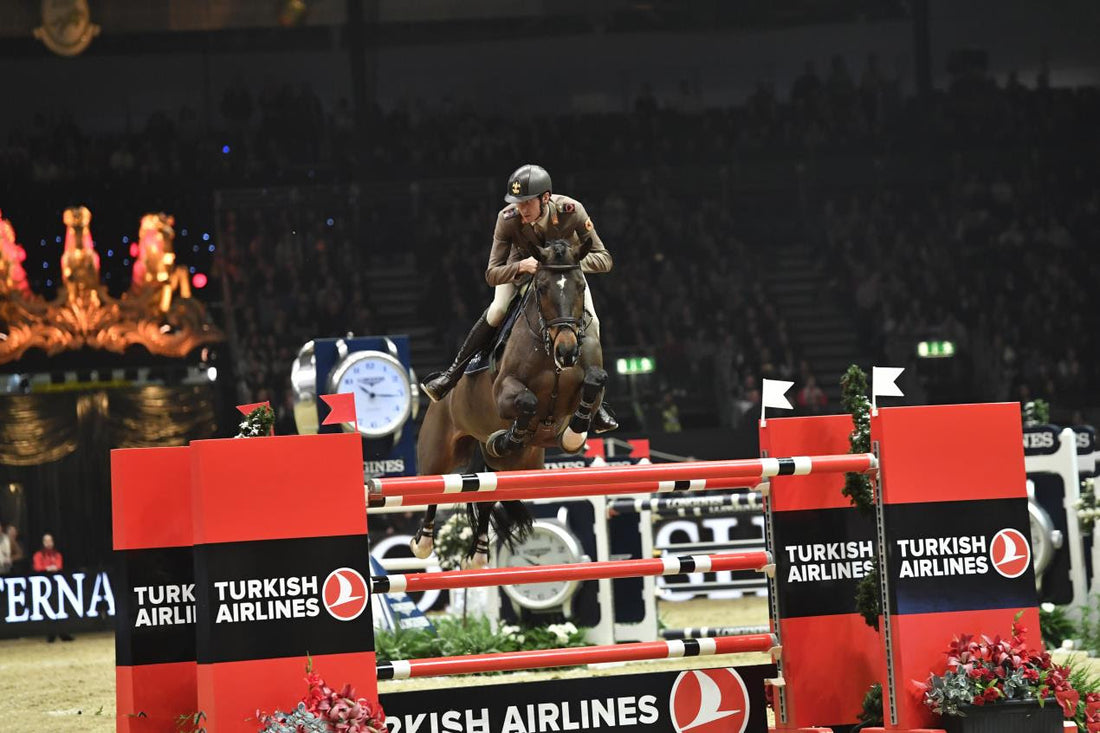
<box><xmin>464</xmin><ymin>285</ymin><xmax>529</xmax><ymax>376</ymax></box>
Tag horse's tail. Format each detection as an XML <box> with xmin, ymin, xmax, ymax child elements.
<box><xmin>464</xmin><ymin>445</ymin><xmax>533</xmax><ymax>550</ymax></box>
<box><xmin>467</xmin><ymin>500</ymin><xmax>533</xmax><ymax>550</ymax></box>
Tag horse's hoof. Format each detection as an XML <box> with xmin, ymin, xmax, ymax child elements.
<box><xmin>464</xmin><ymin>551</ymin><xmax>490</xmax><ymax>569</ymax></box>
<box><xmin>410</xmin><ymin>534</ymin><xmax>434</xmax><ymax>559</ymax></box>
<box><xmin>560</xmin><ymin>426</ymin><xmax>588</xmax><ymax>454</ymax></box>
<box><xmin>485</xmin><ymin>429</ymin><xmax>509</xmax><ymax>459</ymax></box>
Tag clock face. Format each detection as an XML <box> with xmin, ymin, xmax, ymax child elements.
<box><xmin>330</xmin><ymin>351</ymin><xmax>412</xmax><ymax>438</ymax></box>
<box><xmin>499</xmin><ymin>523</ymin><xmax>582</xmax><ymax>610</ymax></box>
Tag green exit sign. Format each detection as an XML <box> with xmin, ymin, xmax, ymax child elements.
<box><xmin>616</xmin><ymin>356</ymin><xmax>655</xmax><ymax>375</ymax></box>
<box><xmin>917</xmin><ymin>340</ymin><xmax>956</xmax><ymax>358</ymax></box>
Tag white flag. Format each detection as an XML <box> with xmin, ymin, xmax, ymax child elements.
<box><xmin>872</xmin><ymin>367</ymin><xmax>905</xmax><ymax>398</ymax></box>
<box><xmin>761</xmin><ymin>379</ymin><xmax>795</xmax><ymax>410</ymax></box>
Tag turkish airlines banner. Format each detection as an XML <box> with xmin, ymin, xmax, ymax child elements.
<box><xmin>381</xmin><ymin>663</ymin><xmax>775</xmax><ymax>733</ymax></box>
<box><xmin>0</xmin><ymin>568</ymin><xmax>116</xmax><ymax>639</ymax></box>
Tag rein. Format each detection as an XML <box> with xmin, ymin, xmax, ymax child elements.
<box><xmin>520</xmin><ymin>262</ymin><xmax>590</xmax><ymax>427</ymax></box>
<box><xmin>522</xmin><ymin>263</ymin><xmax>589</xmax><ymax>358</ymax></box>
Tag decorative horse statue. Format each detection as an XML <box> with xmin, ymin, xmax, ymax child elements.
<box><xmin>131</xmin><ymin>212</ymin><xmax>192</xmax><ymax>314</ymax></box>
<box><xmin>412</xmin><ymin>239</ymin><xmax>609</xmax><ymax>567</ymax></box>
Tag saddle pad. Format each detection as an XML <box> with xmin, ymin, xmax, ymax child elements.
<box><xmin>464</xmin><ymin>285</ymin><xmax>530</xmax><ymax>376</ymax></box>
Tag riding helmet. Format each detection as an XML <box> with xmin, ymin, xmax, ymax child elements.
<box><xmin>504</xmin><ymin>164</ymin><xmax>553</xmax><ymax>204</ymax></box>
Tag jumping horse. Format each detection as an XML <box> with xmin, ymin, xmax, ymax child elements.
<box><xmin>411</xmin><ymin>239</ymin><xmax>609</xmax><ymax>567</ymax></box>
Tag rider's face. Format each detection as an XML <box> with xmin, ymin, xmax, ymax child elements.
<box><xmin>516</xmin><ymin>195</ymin><xmax>546</xmax><ymax>224</ymax></box>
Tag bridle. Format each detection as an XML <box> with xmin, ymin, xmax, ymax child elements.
<box><xmin>524</xmin><ymin>263</ymin><xmax>589</xmax><ymax>358</ymax></box>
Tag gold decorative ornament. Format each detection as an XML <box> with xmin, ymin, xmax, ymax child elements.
<box><xmin>511</xmin><ymin>180</ymin><xmax>522</xmax><ymax>195</ymax></box>
<box><xmin>34</xmin><ymin>0</ymin><xmax>100</xmax><ymax>58</ymax></box>
<box><xmin>0</xmin><ymin>207</ymin><xmax>223</xmax><ymax>365</ymax></box>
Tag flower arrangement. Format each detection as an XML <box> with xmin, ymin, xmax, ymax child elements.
<box><xmin>433</xmin><ymin>511</ymin><xmax>477</xmax><ymax>571</ymax></box>
<box><xmin>237</xmin><ymin>405</ymin><xmax>276</xmax><ymax>438</ymax></box>
<box><xmin>257</xmin><ymin>666</ymin><xmax>386</xmax><ymax>733</ymax></box>
<box><xmin>919</xmin><ymin>613</ymin><xmax>1078</xmax><ymax>720</ymax></box>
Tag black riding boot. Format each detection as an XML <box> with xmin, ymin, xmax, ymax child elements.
<box><xmin>420</xmin><ymin>313</ymin><xmax>498</xmax><ymax>402</ymax></box>
<box><xmin>593</xmin><ymin>402</ymin><xmax>619</xmax><ymax>433</ymax></box>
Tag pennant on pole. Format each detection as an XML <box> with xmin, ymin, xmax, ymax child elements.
<box><xmin>236</xmin><ymin>401</ymin><xmax>270</xmax><ymax>416</ymax></box>
<box><xmin>760</xmin><ymin>378</ymin><xmax>794</xmax><ymax>426</ymax></box>
<box><xmin>321</xmin><ymin>392</ymin><xmax>357</xmax><ymax>427</ymax></box>
<box><xmin>871</xmin><ymin>366</ymin><xmax>905</xmax><ymax>415</ymax></box>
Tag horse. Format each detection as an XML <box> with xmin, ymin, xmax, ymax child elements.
<box><xmin>411</xmin><ymin>238</ymin><xmax>609</xmax><ymax>567</ymax></box>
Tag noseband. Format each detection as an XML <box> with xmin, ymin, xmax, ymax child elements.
<box><xmin>526</xmin><ymin>263</ymin><xmax>588</xmax><ymax>358</ymax></box>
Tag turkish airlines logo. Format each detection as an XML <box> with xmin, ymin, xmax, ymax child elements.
<box><xmin>322</xmin><ymin>568</ymin><xmax>369</xmax><ymax>621</ymax></box>
<box><xmin>669</xmin><ymin>668</ymin><xmax>750</xmax><ymax>733</ymax></box>
<box><xmin>990</xmin><ymin>529</ymin><xmax>1031</xmax><ymax>579</ymax></box>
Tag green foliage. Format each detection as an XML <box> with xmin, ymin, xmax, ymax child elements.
<box><xmin>1023</xmin><ymin>400</ymin><xmax>1051</xmax><ymax>427</ymax></box>
<box><xmin>175</xmin><ymin>711</ymin><xmax>207</xmax><ymax>733</ymax></box>
<box><xmin>840</xmin><ymin>365</ymin><xmax>874</xmax><ymax>513</ymax></box>
<box><xmin>1076</xmin><ymin>595</ymin><xmax>1100</xmax><ymax>655</ymax></box>
<box><xmin>1076</xmin><ymin>478</ymin><xmax>1098</xmax><ymax>534</ymax></box>
<box><xmin>374</xmin><ymin>616</ymin><xmax>589</xmax><ymax>672</ymax></box>
<box><xmin>855</xmin><ymin>562</ymin><xmax>881</xmax><ymax>631</ymax></box>
<box><xmin>1067</xmin><ymin>659</ymin><xmax>1100</xmax><ymax>732</ymax></box>
<box><xmin>1040</xmin><ymin>605</ymin><xmax>1076</xmax><ymax>650</ymax></box>
<box><xmin>236</xmin><ymin>405</ymin><xmax>275</xmax><ymax>438</ymax></box>
<box><xmin>857</xmin><ymin>683</ymin><xmax>883</xmax><ymax>726</ymax></box>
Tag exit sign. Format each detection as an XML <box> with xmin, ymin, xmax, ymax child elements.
<box><xmin>917</xmin><ymin>340</ymin><xmax>956</xmax><ymax>358</ymax></box>
<box><xmin>616</xmin><ymin>356</ymin><xmax>655</xmax><ymax>375</ymax></box>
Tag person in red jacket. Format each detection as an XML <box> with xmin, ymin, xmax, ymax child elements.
<box><xmin>34</xmin><ymin>534</ymin><xmax>73</xmax><ymax>642</ymax></box>
<box><xmin>33</xmin><ymin>533</ymin><xmax>62</xmax><ymax>572</ymax></box>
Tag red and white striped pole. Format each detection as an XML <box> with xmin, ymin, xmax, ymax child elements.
<box><xmin>376</xmin><ymin>634</ymin><xmax>778</xmax><ymax>680</ymax></box>
<box><xmin>371</xmin><ymin>551</ymin><xmax>773</xmax><ymax>595</ymax></box>
<box><xmin>367</xmin><ymin>476</ymin><xmax>763</xmax><ymax>509</ymax></box>
<box><xmin>366</xmin><ymin>453</ymin><xmax>876</xmax><ymax>498</ymax></box>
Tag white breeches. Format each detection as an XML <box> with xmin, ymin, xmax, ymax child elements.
<box><xmin>487</xmin><ymin>280</ymin><xmax>600</xmax><ymax>339</ymax></box>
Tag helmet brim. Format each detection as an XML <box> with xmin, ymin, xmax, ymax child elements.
<box><xmin>504</xmin><ymin>193</ymin><xmax>542</xmax><ymax>204</ymax></box>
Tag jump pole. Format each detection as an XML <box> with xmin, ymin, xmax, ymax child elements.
<box><xmin>366</xmin><ymin>453</ymin><xmax>877</xmax><ymax>497</ymax></box>
<box><xmin>367</xmin><ymin>476</ymin><xmax>763</xmax><ymax>509</ymax></box>
<box><xmin>377</xmin><ymin>634</ymin><xmax>779</xmax><ymax>680</ymax></box>
<box><xmin>371</xmin><ymin>551</ymin><xmax>773</xmax><ymax>594</ymax></box>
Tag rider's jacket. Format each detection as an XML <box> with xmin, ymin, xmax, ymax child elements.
<box><xmin>486</xmin><ymin>194</ymin><xmax>612</xmax><ymax>287</ymax></box>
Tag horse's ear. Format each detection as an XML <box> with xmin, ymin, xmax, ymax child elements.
<box><xmin>575</xmin><ymin>236</ymin><xmax>593</xmax><ymax>263</ymax></box>
<box><xmin>533</xmin><ymin>243</ymin><xmax>551</xmax><ymax>263</ymax></box>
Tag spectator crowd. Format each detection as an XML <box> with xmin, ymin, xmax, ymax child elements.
<box><xmin>3</xmin><ymin>55</ymin><xmax>1098</xmax><ymax>428</ymax></box>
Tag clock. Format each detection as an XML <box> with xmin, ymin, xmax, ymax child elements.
<box><xmin>497</xmin><ymin>520</ymin><xmax>588</xmax><ymax>612</ymax></box>
<box><xmin>327</xmin><ymin>348</ymin><xmax>413</xmax><ymax>440</ymax></box>
<box><xmin>1027</xmin><ymin>498</ymin><xmax>1062</xmax><ymax>586</ymax></box>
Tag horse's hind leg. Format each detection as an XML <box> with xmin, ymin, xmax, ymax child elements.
<box><xmin>486</xmin><ymin>379</ymin><xmax>539</xmax><ymax>459</ymax></box>
<box><xmin>561</xmin><ymin>366</ymin><xmax>608</xmax><ymax>453</ymax></box>
<box><xmin>410</xmin><ymin>402</ymin><xmax>469</xmax><ymax>560</ymax></box>
<box><xmin>465</xmin><ymin>502</ymin><xmax>493</xmax><ymax>569</ymax></box>
<box><xmin>410</xmin><ymin>505</ymin><xmax>438</xmax><ymax>559</ymax></box>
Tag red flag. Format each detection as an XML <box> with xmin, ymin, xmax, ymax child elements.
<box><xmin>321</xmin><ymin>392</ymin><xmax>357</xmax><ymax>426</ymax></box>
<box><xmin>236</xmin><ymin>401</ymin><xmax>271</xmax><ymax>416</ymax></box>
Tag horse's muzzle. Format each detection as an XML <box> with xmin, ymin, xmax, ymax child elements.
<box><xmin>555</xmin><ymin>339</ymin><xmax>579</xmax><ymax>368</ymax></box>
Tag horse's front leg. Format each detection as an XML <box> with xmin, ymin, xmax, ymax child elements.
<box><xmin>409</xmin><ymin>504</ymin><xmax>438</xmax><ymax>559</ymax></box>
<box><xmin>485</xmin><ymin>378</ymin><xmax>538</xmax><ymax>459</ymax></box>
<box><xmin>561</xmin><ymin>366</ymin><xmax>607</xmax><ymax>453</ymax></box>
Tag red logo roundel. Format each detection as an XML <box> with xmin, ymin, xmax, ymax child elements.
<box><xmin>323</xmin><ymin>568</ymin><xmax>369</xmax><ymax>621</ymax></box>
<box><xmin>990</xmin><ymin>529</ymin><xmax>1031</xmax><ymax>579</ymax></box>
<box><xmin>669</xmin><ymin>668</ymin><xmax>750</xmax><ymax>733</ymax></box>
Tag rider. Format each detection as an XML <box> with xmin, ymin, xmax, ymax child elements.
<box><xmin>420</xmin><ymin>164</ymin><xmax>618</xmax><ymax>432</ymax></box>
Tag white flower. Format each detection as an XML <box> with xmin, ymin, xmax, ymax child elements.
<box><xmin>460</xmin><ymin>527</ymin><xmax>472</xmax><ymax>540</ymax></box>
<box><xmin>501</xmin><ymin>625</ymin><xmax>520</xmax><ymax>637</ymax></box>
<box><xmin>547</xmin><ymin>623</ymin><xmax>572</xmax><ymax>644</ymax></box>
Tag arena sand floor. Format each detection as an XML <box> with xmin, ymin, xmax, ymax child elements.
<box><xmin>0</xmin><ymin>598</ymin><xmax>773</xmax><ymax>732</ymax></box>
